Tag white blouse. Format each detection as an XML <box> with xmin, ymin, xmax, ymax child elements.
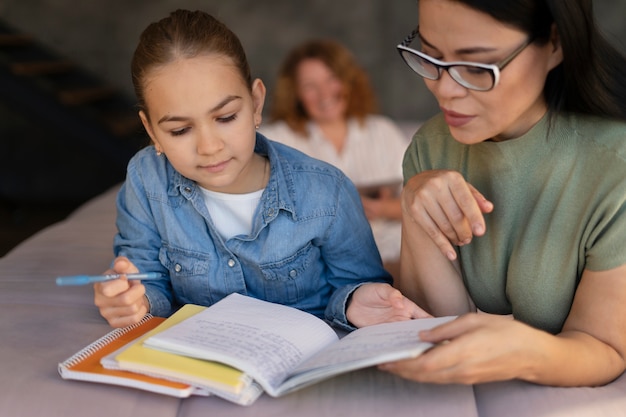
<box><xmin>261</xmin><ymin>115</ymin><xmax>410</xmax><ymax>262</ymax></box>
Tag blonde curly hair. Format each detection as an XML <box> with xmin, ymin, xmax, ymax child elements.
<box><xmin>269</xmin><ymin>39</ymin><xmax>378</xmax><ymax>136</ymax></box>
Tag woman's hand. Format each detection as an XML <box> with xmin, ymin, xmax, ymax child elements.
<box><xmin>378</xmin><ymin>313</ymin><xmax>543</xmax><ymax>384</ymax></box>
<box><xmin>346</xmin><ymin>283</ymin><xmax>432</xmax><ymax>327</ymax></box>
<box><xmin>93</xmin><ymin>256</ymin><xmax>150</xmax><ymax>327</ymax></box>
<box><xmin>402</xmin><ymin>170</ymin><xmax>493</xmax><ymax>260</ymax></box>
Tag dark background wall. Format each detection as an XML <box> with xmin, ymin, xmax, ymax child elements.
<box><xmin>2</xmin><ymin>0</ymin><xmax>625</xmax><ymax>122</ymax></box>
<box><xmin>0</xmin><ymin>0</ymin><xmax>624</xmax><ymax>255</ymax></box>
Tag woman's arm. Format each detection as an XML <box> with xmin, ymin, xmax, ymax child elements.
<box><xmin>398</xmin><ymin>170</ymin><xmax>479</xmax><ymax>315</ymax></box>
<box><xmin>534</xmin><ymin>265</ymin><xmax>626</xmax><ymax>385</ymax></box>
<box><xmin>397</xmin><ymin>206</ymin><xmax>475</xmax><ymax>316</ymax></box>
<box><xmin>383</xmin><ymin>265</ymin><xmax>626</xmax><ymax>386</ymax></box>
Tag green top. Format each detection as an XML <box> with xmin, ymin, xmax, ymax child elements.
<box><xmin>403</xmin><ymin>112</ymin><xmax>626</xmax><ymax>333</ymax></box>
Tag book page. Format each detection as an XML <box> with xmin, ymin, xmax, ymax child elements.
<box><xmin>276</xmin><ymin>316</ymin><xmax>456</xmax><ymax>395</ymax></box>
<box><xmin>101</xmin><ymin>304</ymin><xmax>251</xmax><ymax>395</ymax></box>
<box><xmin>144</xmin><ymin>293</ymin><xmax>338</xmax><ymax>393</ymax></box>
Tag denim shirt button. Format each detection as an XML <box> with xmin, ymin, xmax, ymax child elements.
<box><xmin>174</xmin><ymin>263</ymin><xmax>182</xmax><ymax>273</ymax></box>
<box><xmin>184</xmin><ymin>186</ymin><xmax>192</xmax><ymax>193</ymax></box>
<box><xmin>289</xmin><ymin>269</ymin><xmax>297</xmax><ymax>278</ymax></box>
<box><xmin>266</xmin><ymin>207</ymin><xmax>275</xmax><ymax>217</ymax></box>
<box><xmin>227</xmin><ymin>259</ymin><xmax>236</xmax><ymax>267</ymax></box>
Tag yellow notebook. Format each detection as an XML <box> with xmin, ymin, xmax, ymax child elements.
<box><xmin>101</xmin><ymin>304</ymin><xmax>262</xmax><ymax>406</ymax></box>
<box><xmin>58</xmin><ymin>315</ymin><xmax>201</xmax><ymax>398</ymax></box>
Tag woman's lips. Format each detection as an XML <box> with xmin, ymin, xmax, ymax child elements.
<box><xmin>442</xmin><ymin>108</ymin><xmax>475</xmax><ymax>128</ymax></box>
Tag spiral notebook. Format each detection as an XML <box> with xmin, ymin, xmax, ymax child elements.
<box><xmin>100</xmin><ymin>303</ymin><xmax>262</xmax><ymax>406</ymax></box>
<box><xmin>58</xmin><ymin>315</ymin><xmax>208</xmax><ymax>398</ymax></box>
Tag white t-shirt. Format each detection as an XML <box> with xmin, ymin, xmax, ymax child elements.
<box><xmin>261</xmin><ymin>115</ymin><xmax>409</xmax><ymax>261</ymax></box>
<box><xmin>200</xmin><ymin>187</ymin><xmax>264</xmax><ymax>241</ymax></box>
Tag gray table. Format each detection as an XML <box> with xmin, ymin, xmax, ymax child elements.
<box><xmin>1</xmin><ymin>185</ymin><xmax>624</xmax><ymax>417</ymax></box>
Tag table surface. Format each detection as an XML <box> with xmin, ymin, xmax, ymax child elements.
<box><xmin>1</xmin><ymin>185</ymin><xmax>624</xmax><ymax>417</ymax></box>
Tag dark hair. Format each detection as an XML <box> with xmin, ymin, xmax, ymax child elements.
<box><xmin>131</xmin><ymin>9</ymin><xmax>252</xmax><ymax>114</ymax></box>
<box><xmin>269</xmin><ymin>39</ymin><xmax>378</xmax><ymax>135</ymax></box>
<box><xmin>454</xmin><ymin>0</ymin><xmax>626</xmax><ymax>120</ymax></box>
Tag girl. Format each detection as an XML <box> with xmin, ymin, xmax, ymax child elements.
<box><xmin>383</xmin><ymin>0</ymin><xmax>626</xmax><ymax>386</ymax></box>
<box><xmin>94</xmin><ymin>10</ymin><xmax>427</xmax><ymax>330</ymax></box>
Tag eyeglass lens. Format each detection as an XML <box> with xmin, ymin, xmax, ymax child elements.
<box><xmin>399</xmin><ymin>49</ymin><xmax>495</xmax><ymax>91</ymax></box>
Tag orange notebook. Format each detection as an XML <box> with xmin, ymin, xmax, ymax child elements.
<box><xmin>58</xmin><ymin>315</ymin><xmax>207</xmax><ymax>398</ymax></box>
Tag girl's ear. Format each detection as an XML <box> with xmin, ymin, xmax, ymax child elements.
<box><xmin>251</xmin><ymin>79</ymin><xmax>266</xmax><ymax>127</ymax></box>
<box><xmin>139</xmin><ymin>110</ymin><xmax>160</xmax><ymax>149</ymax></box>
<box><xmin>547</xmin><ymin>23</ymin><xmax>564</xmax><ymax>71</ymax></box>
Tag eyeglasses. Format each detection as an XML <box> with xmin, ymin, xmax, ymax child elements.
<box><xmin>397</xmin><ymin>27</ymin><xmax>531</xmax><ymax>91</ymax></box>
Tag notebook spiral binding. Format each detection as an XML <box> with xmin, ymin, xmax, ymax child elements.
<box><xmin>60</xmin><ymin>314</ymin><xmax>154</xmax><ymax>367</ymax></box>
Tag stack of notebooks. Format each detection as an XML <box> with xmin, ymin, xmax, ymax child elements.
<box><xmin>59</xmin><ymin>293</ymin><xmax>455</xmax><ymax>406</ymax></box>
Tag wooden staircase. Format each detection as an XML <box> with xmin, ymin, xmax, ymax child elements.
<box><xmin>0</xmin><ymin>19</ymin><xmax>148</xmax><ymax>206</ymax></box>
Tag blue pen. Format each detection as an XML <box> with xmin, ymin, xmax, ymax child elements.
<box><xmin>55</xmin><ymin>272</ymin><xmax>162</xmax><ymax>286</ymax></box>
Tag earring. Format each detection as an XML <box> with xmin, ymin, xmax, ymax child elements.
<box><xmin>156</xmin><ymin>148</ymin><xmax>163</xmax><ymax>156</ymax></box>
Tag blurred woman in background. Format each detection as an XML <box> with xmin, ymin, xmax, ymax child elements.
<box><xmin>262</xmin><ymin>39</ymin><xmax>409</xmax><ymax>277</ymax></box>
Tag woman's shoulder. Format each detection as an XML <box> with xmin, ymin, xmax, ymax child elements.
<box><xmin>359</xmin><ymin>114</ymin><xmax>405</xmax><ymax>133</ymax></box>
<box><xmin>347</xmin><ymin>114</ymin><xmax>414</xmax><ymax>147</ymax></box>
<box><xmin>362</xmin><ymin>114</ymin><xmax>396</xmax><ymax>126</ymax></box>
<box><xmin>269</xmin><ymin>138</ymin><xmax>340</xmax><ymax>171</ymax></box>
<box><xmin>267</xmin><ymin>138</ymin><xmax>349</xmax><ymax>185</ymax></box>
<box><xmin>259</xmin><ymin>121</ymin><xmax>307</xmax><ymax>143</ymax></box>
<box><xmin>266</xmin><ymin>139</ymin><xmax>358</xmax><ymax>212</ymax></box>
<box><xmin>572</xmin><ymin>113</ymin><xmax>626</xmax><ymax>136</ymax></box>
<box><xmin>566</xmin><ymin>113</ymin><xmax>626</xmax><ymax>154</ymax></box>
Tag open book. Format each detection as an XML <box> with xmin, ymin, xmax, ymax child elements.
<box><xmin>141</xmin><ymin>293</ymin><xmax>455</xmax><ymax>399</ymax></box>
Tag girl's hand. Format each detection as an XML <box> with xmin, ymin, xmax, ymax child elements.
<box><xmin>93</xmin><ymin>256</ymin><xmax>150</xmax><ymax>327</ymax></box>
<box><xmin>378</xmin><ymin>313</ymin><xmax>540</xmax><ymax>384</ymax></box>
<box><xmin>346</xmin><ymin>283</ymin><xmax>432</xmax><ymax>327</ymax></box>
<box><xmin>402</xmin><ymin>170</ymin><xmax>493</xmax><ymax>260</ymax></box>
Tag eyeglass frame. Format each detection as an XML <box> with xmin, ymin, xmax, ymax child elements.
<box><xmin>396</xmin><ymin>26</ymin><xmax>532</xmax><ymax>92</ymax></box>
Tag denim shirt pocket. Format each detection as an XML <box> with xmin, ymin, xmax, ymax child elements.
<box><xmin>258</xmin><ymin>242</ymin><xmax>323</xmax><ymax>305</ymax></box>
<box><xmin>159</xmin><ymin>245</ymin><xmax>214</xmax><ymax>305</ymax></box>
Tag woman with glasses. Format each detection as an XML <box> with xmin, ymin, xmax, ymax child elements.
<box><xmin>379</xmin><ymin>0</ymin><xmax>626</xmax><ymax>386</ymax></box>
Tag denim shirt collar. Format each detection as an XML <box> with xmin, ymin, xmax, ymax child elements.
<box><xmin>255</xmin><ymin>133</ymin><xmax>297</xmax><ymax>223</ymax></box>
<box><xmin>166</xmin><ymin>133</ymin><xmax>297</xmax><ymax>226</ymax></box>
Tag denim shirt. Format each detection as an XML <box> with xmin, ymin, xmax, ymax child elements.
<box><xmin>114</xmin><ymin>133</ymin><xmax>391</xmax><ymax>330</ymax></box>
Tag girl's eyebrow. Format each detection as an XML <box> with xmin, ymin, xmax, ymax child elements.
<box><xmin>208</xmin><ymin>95</ymin><xmax>242</xmax><ymax>113</ymax></box>
<box><xmin>158</xmin><ymin>95</ymin><xmax>242</xmax><ymax>124</ymax></box>
<box><xmin>419</xmin><ymin>33</ymin><xmax>498</xmax><ymax>55</ymax></box>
